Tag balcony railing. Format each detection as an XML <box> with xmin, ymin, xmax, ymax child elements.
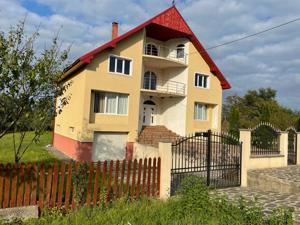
<box><xmin>144</xmin><ymin>44</ymin><xmax>188</xmax><ymax>64</ymax></box>
<box><xmin>142</xmin><ymin>77</ymin><xmax>186</xmax><ymax>95</ymax></box>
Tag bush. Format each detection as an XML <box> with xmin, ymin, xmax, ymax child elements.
<box><xmin>14</xmin><ymin>176</ymin><xmax>293</xmax><ymax>225</ymax></box>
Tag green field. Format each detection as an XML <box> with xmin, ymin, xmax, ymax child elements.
<box><xmin>0</xmin><ymin>132</ymin><xmax>57</xmax><ymax>164</ymax></box>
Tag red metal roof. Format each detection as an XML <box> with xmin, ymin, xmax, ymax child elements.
<box><xmin>62</xmin><ymin>6</ymin><xmax>231</xmax><ymax>89</ymax></box>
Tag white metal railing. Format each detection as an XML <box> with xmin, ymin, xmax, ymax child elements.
<box><xmin>144</xmin><ymin>44</ymin><xmax>188</xmax><ymax>64</ymax></box>
<box><xmin>142</xmin><ymin>77</ymin><xmax>186</xmax><ymax>95</ymax></box>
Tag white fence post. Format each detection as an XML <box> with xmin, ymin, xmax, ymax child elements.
<box><xmin>297</xmin><ymin>133</ymin><xmax>300</xmax><ymax>165</ymax></box>
<box><xmin>158</xmin><ymin>142</ymin><xmax>172</xmax><ymax>199</ymax></box>
<box><xmin>279</xmin><ymin>131</ymin><xmax>288</xmax><ymax>167</ymax></box>
<box><xmin>239</xmin><ymin>129</ymin><xmax>251</xmax><ymax>187</ymax></box>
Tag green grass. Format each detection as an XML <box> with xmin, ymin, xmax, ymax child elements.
<box><xmin>19</xmin><ymin>177</ymin><xmax>293</xmax><ymax>225</ymax></box>
<box><xmin>0</xmin><ymin>132</ymin><xmax>57</xmax><ymax>164</ymax></box>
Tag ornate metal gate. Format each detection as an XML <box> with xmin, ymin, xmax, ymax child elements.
<box><xmin>287</xmin><ymin>128</ymin><xmax>297</xmax><ymax>165</ymax></box>
<box><xmin>171</xmin><ymin>130</ymin><xmax>242</xmax><ymax>195</ymax></box>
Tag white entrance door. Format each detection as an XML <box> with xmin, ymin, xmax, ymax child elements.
<box><xmin>142</xmin><ymin>100</ymin><xmax>156</xmax><ymax>126</ymax></box>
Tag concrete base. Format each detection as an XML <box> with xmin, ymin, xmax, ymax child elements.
<box><xmin>0</xmin><ymin>205</ymin><xmax>39</xmax><ymax>222</ymax></box>
<box><xmin>247</xmin><ymin>166</ymin><xmax>300</xmax><ymax>194</ymax></box>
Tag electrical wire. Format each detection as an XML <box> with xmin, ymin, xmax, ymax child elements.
<box><xmin>188</xmin><ymin>16</ymin><xmax>300</xmax><ymax>55</ymax></box>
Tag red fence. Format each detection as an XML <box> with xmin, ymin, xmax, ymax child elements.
<box><xmin>0</xmin><ymin>158</ymin><xmax>161</xmax><ymax>210</ymax></box>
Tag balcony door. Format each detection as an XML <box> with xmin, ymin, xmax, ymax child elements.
<box><xmin>143</xmin><ymin>71</ymin><xmax>157</xmax><ymax>90</ymax></box>
<box><xmin>142</xmin><ymin>100</ymin><xmax>156</xmax><ymax>126</ymax></box>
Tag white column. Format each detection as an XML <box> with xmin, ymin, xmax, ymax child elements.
<box><xmin>279</xmin><ymin>131</ymin><xmax>288</xmax><ymax>167</ymax></box>
<box><xmin>239</xmin><ymin>129</ymin><xmax>251</xmax><ymax>187</ymax></box>
<box><xmin>297</xmin><ymin>133</ymin><xmax>300</xmax><ymax>165</ymax></box>
<box><xmin>158</xmin><ymin>142</ymin><xmax>172</xmax><ymax>199</ymax></box>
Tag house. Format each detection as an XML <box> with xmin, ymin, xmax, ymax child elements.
<box><xmin>53</xmin><ymin>5</ymin><xmax>231</xmax><ymax>161</ymax></box>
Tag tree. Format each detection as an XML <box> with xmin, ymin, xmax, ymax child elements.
<box><xmin>223</xmin><ymin>88</ymin><xmax>298</xmax><ymax>131</ymax></box>
<box><xmin>228</xmin><ymin>107</ymin><xmax>240</xmax><ymax>137</ymax></box>
<box><xmin>0</xmin><ymin>20</ymin><xmax>71</xmax><ymax>163</ymax></box>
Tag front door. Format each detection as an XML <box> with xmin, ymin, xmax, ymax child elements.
<box><xmin>142</xmin><ymin>100</ymin><xmax>156</xmax><ymax>126</ymax></box>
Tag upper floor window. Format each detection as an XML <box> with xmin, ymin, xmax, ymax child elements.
<box><xmin>195</xmin><ymin>73</ymin><xmax>209</xmax><ymax>88</ymax></box>
<box><xmin>93</xmin><ymin>91</ymin><xmax>128</xmax><ymax>115</ymax></box>
<box><xmin>176</xmin><ymin>44</ymin><xmax>185</xmax><ymax>59</ymax></box>
<box><xmin>109</xmin><ymin>56</ymin><xmax>131</xmax><ymax>75</ymax></box>
<box><xmin>194</xmin><ymin>103</ymin><xmax>208</xmax><ymax>120</ymax></box>
<box><xmin>145</xmin><ymin>43</ymin><xmax>158</xmax><ymax>56</ymax></box>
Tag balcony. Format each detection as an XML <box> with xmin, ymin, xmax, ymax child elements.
<box><xmin>141</xmin><ymin>77</ymin><xmax>186</xmax><ymax>97</ymax></box>
<box><xmin>143</xmin><ymin>44</ymin><xmax>188</xmax><ymax>69</ymax></box>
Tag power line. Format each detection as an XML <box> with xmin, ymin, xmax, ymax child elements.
<box><xmin>190</xmin><ymin>16</ymin><xmax>300</xmax><ymax>54</ymax></box>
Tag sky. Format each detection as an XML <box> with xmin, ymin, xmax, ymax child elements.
<box><xmin>0</xmin><ymin>0</ymin><xmax>300</xmax><ymax>110</ymax></box>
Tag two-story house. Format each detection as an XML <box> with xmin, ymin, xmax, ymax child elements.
<box><xmin>53</xmin><ymin>5</ymin><xmax>231</xmax><ymax>161</ymax></box>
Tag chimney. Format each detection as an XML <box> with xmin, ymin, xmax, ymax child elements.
<box><xmin>112</xmin><ymin>22</ymin><xmax>118</xmax><ymax>40</ymax></box>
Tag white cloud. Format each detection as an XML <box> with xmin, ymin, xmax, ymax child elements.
<box><xmin>0</xmin><ymin>0</ymin><xmax>299</xmax><ymax>109</ymax></box>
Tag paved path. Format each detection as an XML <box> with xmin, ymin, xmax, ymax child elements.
<box><xmin>216</xmin><ymin>187</ymin><xmax>300</xmax><ymax>224</ymax></box>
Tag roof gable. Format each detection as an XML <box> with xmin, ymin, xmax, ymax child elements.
<box><xmin>62</xmin><ymin>6</ymin><xmax>230</xmax><ymax>89</ymax></box>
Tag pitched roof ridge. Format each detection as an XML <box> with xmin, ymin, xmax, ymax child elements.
<box><xmin>79</xmin><ymin>5</ymin><xmax>176</xmax><ymax>63</ymax></box>
<box><xmin>63</xmin><ymin>5</ymin><xmax>231</xmax><ymax>89</ymax></box>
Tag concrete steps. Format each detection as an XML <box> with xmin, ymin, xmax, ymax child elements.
<box><xmin>138</xmin><ymin>125</ymin><xmax>180</xmax><ymax>147</ymax></box>
<box><xmin>247</xmin><ymin>166</ymin><xmax>300</xmax><ymax>195</ymax></box>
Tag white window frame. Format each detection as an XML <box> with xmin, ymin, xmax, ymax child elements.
<box><xmin>194</xmin><ymin>102</ymin><xmax>208</xmax><ymax>121</ymax></box>
<box><xmin>176</xmin><ymin>44</ymin><xmax>185</xmax><ymax>59</ymax></box>
<box><xmin>108</xmin><ymin>55</ymin><xmax>133</xmax><ymax>76</ymax></box>
<box><xmin>93</xmin><ymin>91</ymin><xmax>129</xmax><ymax>116</ymax></box>
<box><xmin>145</xmin><ymin>42</ymin><xmax>160</xmax><ymax>56</ymax></box>
<box><xmin>194</xmin><ymin>73</ymin><xmax>210</xmax><ymax>89</ymax></box>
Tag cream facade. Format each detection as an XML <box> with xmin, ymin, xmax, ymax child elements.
<box><xmin>53</xmin><ymin>6</ymin><xmax>230</xmax><ymax>161</ymax></box>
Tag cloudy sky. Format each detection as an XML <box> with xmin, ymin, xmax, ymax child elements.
<box><xmin>1</xmin><ymin>0</ymin><xmax>299</xmax><ymax>110</ymax></box>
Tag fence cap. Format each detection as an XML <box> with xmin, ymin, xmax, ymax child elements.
<box><xmin>285</xmin><ymin>127</ymin><xmax>297</xmax><ymax>132</ymax></box>
<box><xmin>250</xmin><ymin>122</ymin><xmax>281</xmax><ymax>132</ymax></box>
<box><xmin>239</xmin><ymin>128</ymin><xmax>251</xmax><ymax>132</ymax></box>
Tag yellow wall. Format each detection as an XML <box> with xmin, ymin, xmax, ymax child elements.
<box><xmin>55</xmin><ymin>29</ymin><xmax>224</xmax><ymax>143</ymax></box>
<box><xmin>54</xmin><ymin>71</ymin><xmax>87</xmax><ymax>140</ymax></box>
<box><xmin>78</xmin><ymin>30</ymin><xmax>144</xmax><ymax>142</ymax></box>
<box><xmin>186</xmin><ymin>42</ymin><xmax>223</xmax><ymax>133</ymax></box>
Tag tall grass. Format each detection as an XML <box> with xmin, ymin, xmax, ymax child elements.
<box><xmin>19</xmin><ymin>176</ymin><xmax>293</xmax><ymax>225</ymax></box>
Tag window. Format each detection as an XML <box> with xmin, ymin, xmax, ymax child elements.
<box><xmin>93</xmin><ymin>91</ymin><xmax>128</xmax><ymax>115</ymax></box>
<box><xmin>195</xmin><ymin>73</ymin><xmax>209</xmax><ymax>88</ymax></box>
<box><xmin>176</xmin><ymin>44</ymin><xmax>185</xmax><ymax>58</ymax></box>
<box><xmin>145</xmin><ymin>44</ymin><xmax>158</xmax><ymax>56</ymax></box>
<box><xmin>194</xmin><ymin>103</ymin><xmax>208</xmax><ymax>120</ymax></box>
<box><xmin>109</xmin><ymin>56</ymin><xmax>131</xmax><ymax>75</ymax></box>
<box><xmin>143</xmin><ymin>71</ymin><xmax>157</xmax><ymax>90</ymax></box>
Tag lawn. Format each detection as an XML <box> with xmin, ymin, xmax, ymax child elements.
<box><xmin>0</xmin><ymin>132</ymin><xmax>57</xmax><ymax>164</ymax></box>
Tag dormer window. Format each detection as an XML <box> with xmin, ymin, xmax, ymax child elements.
<box><xmin>145</xmin><ymin>44</ymin><xmax>158</xmax><ymax>56</ymax></box>
<box><xmin>176</xmin><ymin>44</ymin><xmax>185</xmax><ymax>58</ymax></box>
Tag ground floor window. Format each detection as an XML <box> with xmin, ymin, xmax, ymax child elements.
<box><xmin>93</xmin><ymin>91</ymin><xmax>128</xmax><ymax>115</ymax></box>
<box><xmin>194</xmin><ymin>103</ymin><xmax>208</xmax><ymax>120</ymax></box>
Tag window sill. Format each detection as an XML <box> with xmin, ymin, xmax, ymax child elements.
<box><xmin>194</xmin><ymin>119</ymin><xmax>209</xmax><ymax>122</ymax></box>
<box><xmin>108</xmin><ymin>71</ymin><xmax>133</xmax><ymax>77</ymax></box>
<box><xmin>194</xmin><ymin>86</ymin><xmax>210</xmax><ymax>90</ymax></box>
<box><xmin>94</xmin><ymin>113</ymin><xmax>128</xmax><ymax>116</ymax></box>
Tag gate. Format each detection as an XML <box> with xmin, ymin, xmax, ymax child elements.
<box><xmin>287</xmin><ymin>127</ymin><xmax>297</xmax><ymax>165</ymax></box>
<box><xmin>171</xmin><ymin>130</ymin><xmax>242</xmax><ymax>195</ymax></box>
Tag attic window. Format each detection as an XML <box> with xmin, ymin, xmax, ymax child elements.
<box><xmin>109</xmin><ymin>56</ymin><xmax>131</xmax><ymax>75</ymax></box>
<box><xmin>176</xmin><ymin>44</ymin><xmax>185</xmax><ymax>58</ymax></box>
